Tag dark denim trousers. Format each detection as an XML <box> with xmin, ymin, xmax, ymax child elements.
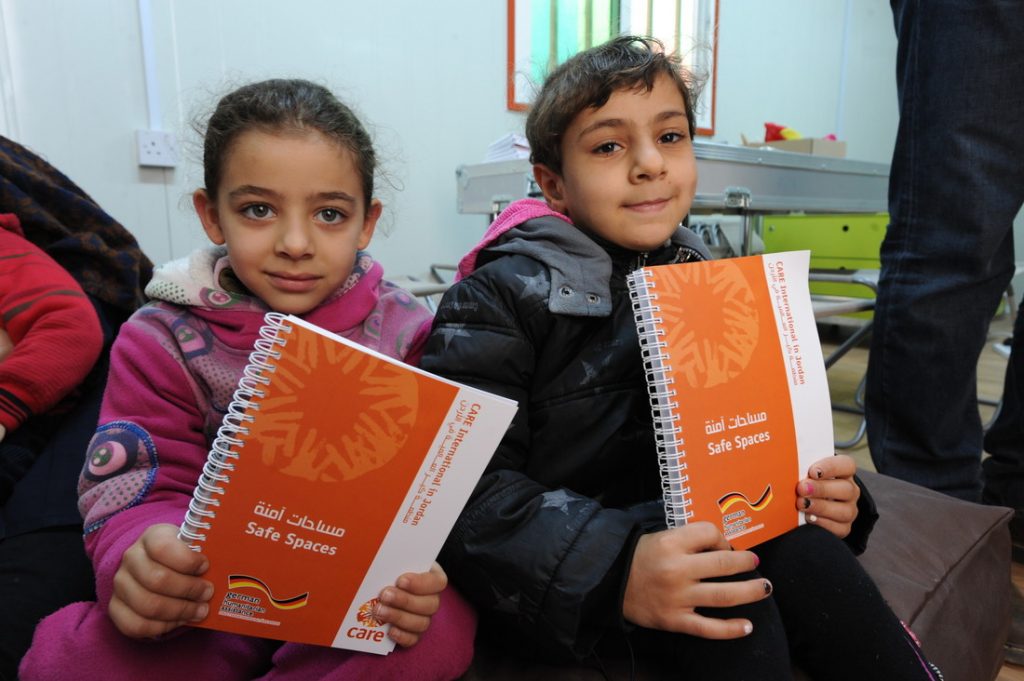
<box><xmin>866</xmin><ymin>0</ymin><xmax>1024</xmax><ymax>502</ymax></box>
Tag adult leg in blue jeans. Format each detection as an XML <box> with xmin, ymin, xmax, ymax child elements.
<box><xmin>866</xmin><ymin>0</ymin><xmax>1024</xmax><ymax>501</ymax></box>
<box><xmin>984</xmin><ymin>311</ymin><xmax>1024</xmax><ymax>510</ymax></box>
<box><xmin>983</xmin><ymin>307</ymin><xmax>1024</xmax><ymax>664</ymax></box>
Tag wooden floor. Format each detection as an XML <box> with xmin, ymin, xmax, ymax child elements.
<box><xmin>1002</xmin><ymin>563</ymin><xmax>1024</xmax><ymax>681</ymax></box>
<box><xmin>819</xmin><ymin>313</ymin><xmax>1021</xmax><ymax>681</ymax></box>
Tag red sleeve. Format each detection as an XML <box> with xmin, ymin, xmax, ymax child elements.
<box><xmin>0</xmin><ymin>229</ymin><xmax>104</xmax><ymax>432</ymax></box>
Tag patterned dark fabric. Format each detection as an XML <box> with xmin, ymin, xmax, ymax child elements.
<box><xmin>0</xmin><ymin>135</ymin><xmax>152</xmax><ymax>313</ymax></box>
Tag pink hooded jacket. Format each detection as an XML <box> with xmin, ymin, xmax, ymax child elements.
<box><xmin>76</xmin><ymin>247</ymin><xmax>432</xmax><ymax>608</ymax></box>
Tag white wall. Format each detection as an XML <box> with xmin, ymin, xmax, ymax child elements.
<box><xmin>712</xmin><ymin>0</ymin><xmax>897</xmax><ymax>163</ymax></box>
<box><xmin>0</xmin><ymin>0</ymin><xmax>902</xmax><ymax>277</ymax></box>
<box><xmin>1</xmin><ymin>0</ymin><xmax>527</xmax><ymax>273</ymax></box>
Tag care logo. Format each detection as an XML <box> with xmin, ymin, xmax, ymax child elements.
<box><xmin>347</xmin><ymin>597</ymin><xmax>387</xmax><ymax>643</ymax></box>
<box><xmin>356</xmin><ymin>598</ymin><xmax>383</xmax><ymax>627</ymax></box>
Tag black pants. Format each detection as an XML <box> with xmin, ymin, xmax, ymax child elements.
<box><xmin>0</xmin><ymin>527</ymin><xmax>95</xmax><ymax>681</ymax></box>
<box><xmin>607</xmin><ymin>525</ymin><xmax>937</xmax><ymax>681</ymax></box>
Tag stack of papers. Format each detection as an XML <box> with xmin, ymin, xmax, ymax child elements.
<box><xmin>484</xmin><ymin>133</ymin><xmax>530</xmax><ymax>162</ymax></box>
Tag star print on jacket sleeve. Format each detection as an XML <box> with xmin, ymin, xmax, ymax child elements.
<box><xmin>516</xmin><ymin>272</ymin><xmax>549</xmax><ymax>298</ymax></box>
<box><xmin>437</xmin><ymin>324</ymin><xmax>472</xmax><ymax>350</ymax></box>
<box><xmin>490</xmin><ymin>584</ymin><xmax>522</xmax><ymax>614</ymax></box>
<box><xmin>540</xmin><ymin>489</ymin><xmax>575</xmax><ymax>514</ymax></box>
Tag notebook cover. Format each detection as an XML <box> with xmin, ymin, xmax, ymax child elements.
<box><xmin>184</xmin><ymin>314</ymin><xmax>516</xmax><ymax>652</ymax></box>
<box><xmin>629</xmin><ymin>251</ymin><xmax>831</xmax><ymax>549</ymax></box>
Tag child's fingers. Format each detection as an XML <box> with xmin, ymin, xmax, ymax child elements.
<box><xmin>375</xmin><ymin>567</ymin><xmax>447</xmax><ymax>648</ymax></box>
<box><xmin>376</xmin><ymin>591</ymin><xmax>433</xmax><ymax>648</ymax></box>
<box><xmin>387</xmin><ymin>624</ymin><xmax>425</xmax><ymax>648</ymax></box>
<box><xmin>797</xmin><ymin>476</ymin><xmax>860</xmax><ymax>502</ymax></box>
<box><xmin>376</xmin><ymin>601</ymin><xmax>432</xmax><ymax>636</ymax></box>
<box><xmin>804</xmin><ymin>513</ymin><xmax>851</xmax><ymax>539</ymax></box>
<box><xmin>393</xmin><ymin>562</ymin><xmax>447</xmax><ymax>596</ymax></box>
<box><xmin>639</xmin><ymin>577</ymin><xmax>771</xmax><ymax>634</ymax></box>
<box><xmin>687</xmin><ymin>577</ymin><xmax>774</xmax><ymax>610</ymax></box>
<box><xmin>798</xmin><ymin>496</ymin><xmax>858</xmax><ymax>524</ymax></box>
<box><xmin>122</xmin><ymin>552</ymin><xmax>214</xmax><ymax>602</ymax></box>
<box><xmin>130</xmin><ymin>565</ymin><xmax>213</xmax><ymax>605</ymax></box>
<box><xmin>107</xmin><ymin>595</ymin><xmax>185</xmax><ymax>639</ymax></box>
<box><xmin>687</xmin><ymin>549</ymin><xmax>761</xmax><ymax>580</ymax></box>
<box><xmin>109</xmin><ymin>593</ymin><xmax>206</xmax><ymax>639</ymax></box>
<box><xmin>120</xmin><ymin>542</ymin><xmax>212</xmax><ymax>602</ymax></box>
<box><xmin>807</xmin><ymin>453</ymin><xmax>857</xmax><ymax>480</ymax></box>
<box><xmin>107</xmin><ymin>578</ymin><xmax>210</xmax><ymax>639</ymax></box>
<box><xmin>113</xmin><ymin>567</ymin><xmax>211</xmax><ymax>623</ymax></box>
<box><xmin>138</xmin><ymin>525</ymin><xmax>210</xmax><ymax>577</ymax></box>
<box><xmin>674</xmin><ymin>612</ymin><xmax>757</xmax><ymax>640</ymax></box>
<box><xmin>112</xmin><ymin>525</ymin><xmax>214</xmax><ymax>639</ymax></box>
<box><xmin>379</xmin><ymin>585</ymin><xmax>441</xmax><ymax>619</ymax></box>
<box><xmin>674</xmin><ymin>521</ymin><xmax>733</xmax><ymax>553</ymax></box>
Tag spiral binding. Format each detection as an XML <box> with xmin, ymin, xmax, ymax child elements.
<box><xmin>178</xmin><ymin>312</ymin><xmax>292</xmax><ymax>550</ymax></box>
<box><xmin>626</xmin><ymin>269</ymin><xmax>692</xmax><ymax>528</ymax></box>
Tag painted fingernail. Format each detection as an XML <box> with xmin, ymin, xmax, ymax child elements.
<box><xmin>815</xmin><ymin>468</ymin><xmax>824</xmax><ymax>479</ymax></box>
<box><xmin>808</xmin><ymin>514</ymin><xmax>818</xmax><ymax>523</ymax></box>
<box><xmin>752</xmin><ymin>553</ymin><xmax>760</xmax><ymax>568</ymax></box>
<box><xmin>743</xmin><ymin>622</ymin><xmax>753</xmax><ymax>635</ymax></box>
<box><xmin>763</xmin><ymin>580</ymin><xmax>773</xmax><ymax>595</ymax></box>
<box><xmin>804</xmin><ymin>481</ymin><xmax>815</xmax><ymax>495</ymax></box>
<box><xmin>802</xmin><ymin>497</ymin><xmax>812</xmax><ymax>510</ymax></box>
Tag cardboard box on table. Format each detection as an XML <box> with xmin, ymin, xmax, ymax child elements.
<box><xmin>743</xmin><ymin>137</ymin><xmax>848</xmax><ymax>158</ymax></box>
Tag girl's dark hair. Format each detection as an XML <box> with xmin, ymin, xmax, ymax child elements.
<box><xmin>199</xmin><ymin>78</ymin><xmax>376</xmax><ymax>206</ymax></box>
<box><xmin>525</xmin><ymin>35</ymin><xmax>698</xmax><ymax>174</ymax></box>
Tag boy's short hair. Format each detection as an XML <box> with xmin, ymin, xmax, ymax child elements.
<box><xmin>525</xmin><ymin>35</ymin><xmax>698</xmax><ymax>174</ymax></box>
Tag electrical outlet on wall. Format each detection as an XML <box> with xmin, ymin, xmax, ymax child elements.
<box><xmin>136</xmin><ymin>129</ymin><xmax>178</xmax><ymax>168</ymax></box>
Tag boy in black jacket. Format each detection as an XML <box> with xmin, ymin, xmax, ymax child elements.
<box><xmin>421</xmin><ymin>36</ymin><xmax>939</xmax><ymax>680</ymax></box>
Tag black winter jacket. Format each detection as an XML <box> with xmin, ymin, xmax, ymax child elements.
<box><xmin>420</xmin><ymin>209</ymin><xmax>877</xmax><ymax>662</ymax></box>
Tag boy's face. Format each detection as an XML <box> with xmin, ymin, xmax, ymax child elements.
<box><xmin>193</xmin><ymin>129</ymin><xmax>379</xmax><ymax>315</ymax></box>
<box><xmin>534</xmin><ymin>73</ymin><xmax>697</xmax><ymax>252</ymax></box>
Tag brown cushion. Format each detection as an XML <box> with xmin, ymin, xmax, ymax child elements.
<box><xmin>852</xmin><ymin>470</ymin><xmax>1011</xmax><ymax>681</ymax></box>
<box><xmin>460</xmin><ymin>471</ymin><xmax>1012</xmax><ymax>680</ymax></box>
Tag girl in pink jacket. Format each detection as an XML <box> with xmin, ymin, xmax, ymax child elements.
<box><xmin>20</xmin><ymin>79</ymin><xmax>474</xmax><ymax>681</ymax></box>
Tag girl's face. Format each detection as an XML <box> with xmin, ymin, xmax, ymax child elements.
<box><xmin>193</xmin><ymin>129</ymin><xmax>379</xmax><ymax>315</ymax></box>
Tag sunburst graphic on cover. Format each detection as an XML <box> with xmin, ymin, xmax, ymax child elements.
<box><xmin>717</xmin><ymin>485</ymin><xmax>774</xmax><ymax>514</ymax></box>
<box><xmin>357</xmin><ymin>598</ymin><xmax>384</xmax><ymax>628</ymax></box>
<box><xmin>246</xmin><ymin>329</ymin><xmax>422</xmax><ymax>482</ymax></box>
<box><xmin>656</xmin><ymin>259</ymin><xmax>759</xmax><ymax>389</ymax></box>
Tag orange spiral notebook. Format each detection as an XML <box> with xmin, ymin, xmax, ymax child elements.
<box><xmin>626</xmin><ymin>250</ymin><xmax>832</xmax><ymax>550</ymax></box>
<box><xmin>178</xmin><ymin>313</ymin><xmax>517</xmax><ymax>654</ymax></box>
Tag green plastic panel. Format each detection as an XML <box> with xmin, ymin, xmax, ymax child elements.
<box><xmin>762</xmin><ymin>214</ymin><xmax>887</xmax><ymax>319</ymax></box>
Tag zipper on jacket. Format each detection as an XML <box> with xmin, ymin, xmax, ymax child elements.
<box><xmin>676</xmin><ymin>245</ymin><xmax>705</xmax><ymax>264</ymax></box>
<box><xmin>628</xmin><ymin>241</ymin><xmax>705</xmax><ymax>274</ymax></box>
<box><xmin>632</xmin><ymin>251</ymin><xmax>649</xmax><ymax>272</ymax></box>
